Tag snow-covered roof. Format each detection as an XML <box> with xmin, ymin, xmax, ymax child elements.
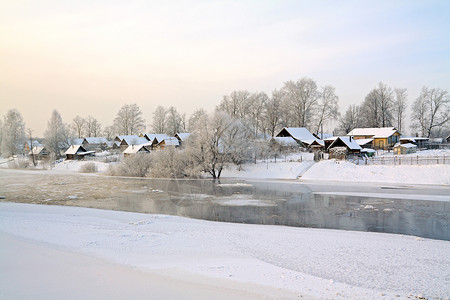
<box><xmin>29</xmin><ymin>146</ymin><xmax>46</xmax><ymax>155</ymax></box>
<box><xmin>361</xmin><ymin>148</ymin><xmax>376</xmax><ymax>153</ymax></box>
<box><xmin>159</xmin><ymin>137</ymin><xmax>180</xmax><ymax>146</ymax></box>
<box><xmin>347</xmin><ymin>127</ymin><xmax>399</xmax><ymax>138</ymax></box>
<box><xmin>68</xmin><ymin>138</ymin><xmax>84</xmax><ymax>146</ymax></box>
<box><xmin>123</xmin><ymin>144</ymin><xmax>150</xmax><ymax>154</ymax></box>
<box><xmin>277</xmin><ymin>127</ymin><xmax>317</xmax><ymax>144</ymax></box>
<box><xmin>315</xmin><ymin>133</ymin><xmax>333</xmax><ymax>140</ymax></box>
<box><xmin>271</xmin><ymin>136</ymin><xmax>299</xmax><ymax>147</ymax></box>
<box><xmin>328</xmin><ymin>137</ymin><xmax>362</xmax><ymax>151</ymax></box>
<box><xmin>309</xmin><ymin>139</ymin><xmax>325</xmax><ymax>147</ymax></box>
<box><xmin>175</xmin><ymin>132</ymin><xmax>191</xmax><ymax>141</ymax></box>
<box><xmin>64</xmin><ymin>145</ymin><xmax>87</xmax><ymax>155</ymax></box>
<box><xmin>394</xmin><ymin>143</ymin><xmax>417</xmax><ymax>148</ymax></box>
<box><xmin>354</xmin><ymin>138</ymin><xmax>373</xmax><ymax>146</ymax></box>
<box><xmin>84</xmin><ymin>137</ymin><xmax>108</xmax><ymax>144</ymax></box>
<box><xmin>143</xmin><ymin>133</ymin><xmax>170</xmax><ymax>143</ymax></box>
<box><xmin>120</xmin><ymin>136</ymin><xmax>148</xmax><ymax>146</ymax></box>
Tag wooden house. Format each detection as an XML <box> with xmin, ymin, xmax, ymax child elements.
<box><xmin>400</xmin><ymin>137</ymin><xmax>428</xmax><ymax>149</ymax></box>
<box><xmin>123</xmin><ymin>144</ymin><xmax>150</xmax><ymax>156</ymax></box>
<box><xmin>64</xmin><ymin>145</ymin><xmax>95</xmax><ymax>160</ymax></box>
<box><xmin>82</xmin><ymin>137</ymin><xmax>109</xmax><ymax>151</ymax></box>
<box><xmin>142</xmin><ymin>133</ymin><xmax>170</xmax><ymax>149</ymax></box>
<box><xmin>118</xmin><ymin>136</ymin><xmax>148</xmax><ymax>151</ymax></box>
<box><xmin>270</xmin><ymin>136</ymin><xmax>299</xmax><ymax>152</ymax></box>
<box><xmin>394</xmin><ymin>143</ymin><xmax>417</xmax><ymax>155</ymax></box>
<box><xmin>347</xmin><ymin>127</ymin><xmax>401</xmax><ymax>150</ymax></box>
<box><xmin>174</xmin><ymin>133</ymin><xmax>191</xmax><ymax>146</ymax></box>
<box><xmin>276</xmin><ymin>127</ymin><xmax>320</xmax><ymax>148</ymax></box>
<box><xmin>29</xmin><ymin>146</ymin><xmax>50</xmax><ymax>159</ymax></box>
<box><xmin>327</xmin><ymin>137</ymin><xmax>361</xmax><ymax>155</ymax></box>
<box><xmin>157</xmin><ymin>137</ymin><xmax>180</xmax><ymax>150</ymax></box>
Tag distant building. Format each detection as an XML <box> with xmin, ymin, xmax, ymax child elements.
<box><xmin>347</xmin><ymin>127</ymin><xmax>400</xmax><ymax>150</ymax></box>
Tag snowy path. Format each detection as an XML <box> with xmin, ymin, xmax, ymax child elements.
<box><xmin>0</xmin><ymin>203</ymin><xmax>449</xmax><ymax>299</ymax></box>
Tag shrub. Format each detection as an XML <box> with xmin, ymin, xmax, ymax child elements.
<box><xmin>79</xmin><ymin>162</ymin><xmax>98</xmax><ymax>173</ymax></box>
<box><xmin>107</xmin><ymin>153</ymin><xmax>153</xmax><ymax>177</ymax></box>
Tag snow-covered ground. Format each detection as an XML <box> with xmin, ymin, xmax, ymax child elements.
<box><xmin>0</xmin><ymin>203</ymin><xmax>448</xmax><ymax>299</ymax></box>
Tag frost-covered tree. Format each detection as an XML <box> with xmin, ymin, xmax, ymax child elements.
<box><xmin>218</xmin><ymin>90</ymin><xmax>252</xmax><ymax>119</ymax></box>
<box><xmin>166</xmin><ymin>106</ymin><xmax>183</xmax><ymax>136</ymax></box>
<box><xmin>411</xmin><ymin>87</ymin><xmax>450</xmax><ymax>138</ymax></box>
<box><xmin>113</xmin><ymin>104</ymin><xmax>145</xmax><ymax>135</ymax></box>
<box><xmin>392</xmin><ymin>88</ymin><xmax>408</xmax><ymax>133</ymax></box>
<box><xmin>103</xmin><ymin>125</ymin><xmax>115</xmax><ymax>140</ymax></box>
<box><xmin>360</xmin><ymin>82</ymin><xmax>393</xmax><ymax>128</ymax></box>
<box><xmin>44</xmin><ymin>110</ymin><xmax>68</xmax><ymax>158</ymax></box>
<box><xmin>188</xmin><ymin>109</ymin><xmax>207</xmax><ymax>132</ymax></box>
<box><xmin>151</xmin><ymin>106</ymin><xmax>167</xmax><ymax>134</ymax></box>
<box><xmin>72</xmin><ymin>116</ymin><xmax>86</xmax><ymax>138</ymax></box>
<box><xmin>249</xmin><ymin>92</ymin><xmax>268</xmax><ymax>136</ymax></box>
<box><xmin>281</xmin><ymin>77</ymin><xmax>319</xmax><ymax>129</ymax></box>
<box><xmin>338</xmin><ymin>104</ymin><xmax>362</xmax><ymax>134</ymax></box>
<box><xmin>222</xmin><ymin>118</ymin><xmax>254</xmax><ymax>166</ymax></box>
<box><xmin>264</xmin><ymin>90</ymin><xmax>283</xmax><ymax>137</ymax></box>
<box><xmin>314</xmin><ymin>85</ymin><xmax>339</xmax><ymax>135</ymax></box>
<box><xmin>85</xmin><ymin>115</ymin><xmax>101</xmax><ymax>137</ymax></box>
<box><xmin>1</xmin><ymin>109</ymin><xmax>26</xmax><ymax>157</ymax></box>
<box><xmin>186</xmin><ymin>111</ymin><xmax>234</xmax><ymax>179</ymax></box>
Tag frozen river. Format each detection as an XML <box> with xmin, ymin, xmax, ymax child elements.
<box><xmin>1</xmin><ymin>169</ymin><xmax>449</xmax><ymax>240</ymax></box>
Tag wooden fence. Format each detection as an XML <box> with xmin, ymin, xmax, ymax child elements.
<box><xmin>353</xmin><ymin>156</ymin><xmax>449</xmax><ymax>166</ymax></box>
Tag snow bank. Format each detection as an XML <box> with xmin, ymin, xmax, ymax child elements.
<box><xmin>0</xmin><ymin>203</ymin><xmax>448</xmax><ymax>299</ymax></box>
<box><xmin>302</xmin><ymin>160</ymin><xmax>450</xmax><ymax>185</ymax></box>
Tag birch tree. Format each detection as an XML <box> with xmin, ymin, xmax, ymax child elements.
<box><xmin>72</xmin><ymin>116</ymin><xmax>86</xmax><ymax>138</ymax></box>
<box><xmin>151</xmin><ymin>106</ymin><xmax>167</xmax><ymax>134</ymax></box>
<box><xmin>411</xmin><ymin>87</ymin><xmax>450</xmax><ymax>137</ymax></box>
<box><xmin>338</xmin><ymin>104</ymin><xmax>361</xmax><ymax>134</ymax></box>
<box><xmin>360</xmin><ymin>82</ymin><xmax>393</xmax><ymax>127</ymax></box>
<box><xmin>85</xmin><ymin>116</ymin><xmax>101</xmax><ymax>137</ymax></box>
<box><xmin>113</xmin><ymin>104</ymin><xmax>145</xmax><ymax>135</ymax></box>
<box><xmin>264</xmin><ymin>90</ymin><xmax>283</xmax><ymax>137</ymax></box>
<box><xmin>218</xmin><ymin>90</ymin><xmax>252</xmax><ymax>119</ymax></box>
<box><xmin>1</xmin><ymin>109</ymin><xmax>26</xmax><ymax>157</ymax></box>
<box><xmin>44</xmin><ymin>110</ymin><xmax>67</xmax><ymax>158</ymax></box>
<box><xmin>314</xmin><ymin>85</ymin><xmax>339</xmax><ymax>135</ymax></box>
<box><xmin>392</xmin><ymin>88</ymin><xmax>408</xmax><ymax>133</ymax></box>
<box><xmin>281</xmin><ymin>77</ymin><xmax>319</xmax><ymax>129</ymax></box>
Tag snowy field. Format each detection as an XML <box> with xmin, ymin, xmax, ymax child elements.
<box><xmin>0</xmin><ymin>203</ymin><xmax>449</xmax><ymax>300</ymax></box>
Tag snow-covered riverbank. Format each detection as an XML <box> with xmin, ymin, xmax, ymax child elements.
<box><xmin>1</xmin><ymin>203</ymin><xmax>448</xmax><ymax>299</ymax></box>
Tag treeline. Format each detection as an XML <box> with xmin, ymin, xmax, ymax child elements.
<box><xmin>1</xmin><ymin>77</ymin><xmax>449</xmax><ymax>158</ymax></box>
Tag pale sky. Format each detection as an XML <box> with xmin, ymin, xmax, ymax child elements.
<box><xmin>1</xmin><ymin>0</ymin><xmax>449</xmax><ymax>136</ymax></box>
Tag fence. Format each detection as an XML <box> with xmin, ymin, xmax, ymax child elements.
<box><xmin>353</xmin><ymin>155</ymin><xmax>449</xmax><ymax>166</ymax></box>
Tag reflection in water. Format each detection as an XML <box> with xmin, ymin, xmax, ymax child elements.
<box><xmin>115</xmin><ymin>179</ymin><xmax>449</xmax><ymax>241</ymax></box>
<box><xmin>0</xmin><ymin>171</ymin><xmax>448</xmax><ymax>241</ymax></box>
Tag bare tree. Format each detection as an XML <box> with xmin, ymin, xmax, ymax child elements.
<box><xmin>281</xmin><ymin>77</ymin><xmax>319</xmax><ymax>129</ymax></box>
<box><xmin>186</xmin><ymin>111</ymin><xmax>234</xmax><ymax>179</ymax></box>
<box><xmin>1</xmin><ymin>109</ymin><xmax>26</xmax><ymax>157</ymax></box>
<box><xmin>218</xmin><ymin>90</ymin><xmax>252</xmax><ymax>119</ymax></box>
<box><xmin>392</xmin><ymin>88</ymin><xmax>408</xmax><ymax>133</ymax></box>
<box><xmin>85</xmin><ymin>115</ymin><xmax>101</xmax><ymax>137</ymax></box>
<box><xmin>338</xmin><ymin>104</ymin><xmax>361</xmax><ymax>134</ymax></box>
<box><xmin>166</xmin><ymin>106</ymin><xmax>182</xmax><ymax>136</ymax></box>
<box><xmin>188</xmin><ymin>109</ymin><xmax>207</xmax><ymax>132</ymax></box>
<box><xmin>249</xmin><ymin>92</ymin><xmax>268</xmax><ymax>136</ymax></box>
<box><xmin>44</xmin><ymin>110</ymin><xmax>67</xmax><ymax>159</ymax></box>
<box><xmin>103</xmin><ymin>125</ymin><xmax>115</xmax><ymax>140</ymax></box>
<box><xmin>314</xmin><ymin>85</ymin><xmax>339</xmax><ymax>135</ymax></box>
<box><xmin>411</xmin><ymin>87</ymin><xmax>450</xmax><ymax>138</ymax></box>
<box><xmin>264</xmin><ymin>89</ymin><xmax>283</xmax><ymax>137</ymax></box>
<box><xmin>360</xmin><ymin>82</ymin><xmax>393</xmax><ymax>127</ymax></box>
<box><xmin>113</xmin><ymin>104</ymin><xmax>145</xmax><ymax>135</ymax></box>
<box><xmin>72</xmin><ymin>116</ymin><xmax>86</xmax><ymax>138</ymax></box>
<box><xmin>151</xmin><ymin>106</ymin><xmax>167</xmax><ymax>134</ymax></box>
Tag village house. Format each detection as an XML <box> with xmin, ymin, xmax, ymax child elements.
<box><xmin>82</xmin><ymin>137</ymin><xmax>109</xmax><ymax>151</ymax></box>
<box><xmin>64</xmin><ymin>145</ymin><xmax>95</xmax><ymax>160</ymax></box>
<box><xmin>23</xmin><ymin>140</ymin><xmax>42</xmax><ymax>154</ymax></box>
<box><xmin>394</xmin><ymin>143</ymin><xmax>417</xmax><ymax>155</ymax></box>
<box><xmin>270</xmin><ymin>136</ymin><xmax>300</xmax><ymax>152</ymax></box>
<box><xmin>28</xmin><ymin>146</ymin><xmax>50</xmax><ymax>159</ymax></box>
<box><xmin>141</xmin><ymin>133</ymin><xmax>170</xmax><ymax>149</ymax></box>
<box><xmin>116</xmin><ymin>135</ymin><xmax>148</xmax><ymax>151</ymax></box>
<box><xmin>174</xmin><ymin>132</ymin><xmax>191</xmax><ymax>146</ymax></box>
<box><xmin>157</xmin><ymin>137</ymin><xmax>180</xmax><ymax>150</ymax></box>
<box><xmin>327</xmin><ymin>136</ymin><xmax>362</xmax><ymax>159</ymax></box>
<box><xmin>123</xmin><ymin>144</ymin><xmax>150</xmax><ymax>156</ymax></box>
<box><xmin>347</xmin><ymin>127</ymin><xmax>401</xmax><ymax>150</ymax></box>
<box><xmin>276</xmin><ymin>127</ymin><xmax>321</xmax><ymax>148</ymax></box>
<box><xmin>399</xmin><ymin>137</ymin><xmax>429</xmax><ymax>149</ymax></box>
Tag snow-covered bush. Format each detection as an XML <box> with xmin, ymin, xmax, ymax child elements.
<box><xmin>107</xmin><ymin>153</ymin><xmax>153</xmax><ymax>177</ymax></box>
<box><xmin>79</xmin><ymin>162</ymin><xmax>98</xmax><ymax>173</ymax></box>
<box><xmin>7</xmin><ymin>157</ymin><xmax>30</xmax><ymax>169</ymax></box>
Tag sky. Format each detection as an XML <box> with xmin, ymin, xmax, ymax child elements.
<box><xmin>1</xmin><ymin>0</ymin><xmax>449</xmax><ymax>136</ymax></box>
